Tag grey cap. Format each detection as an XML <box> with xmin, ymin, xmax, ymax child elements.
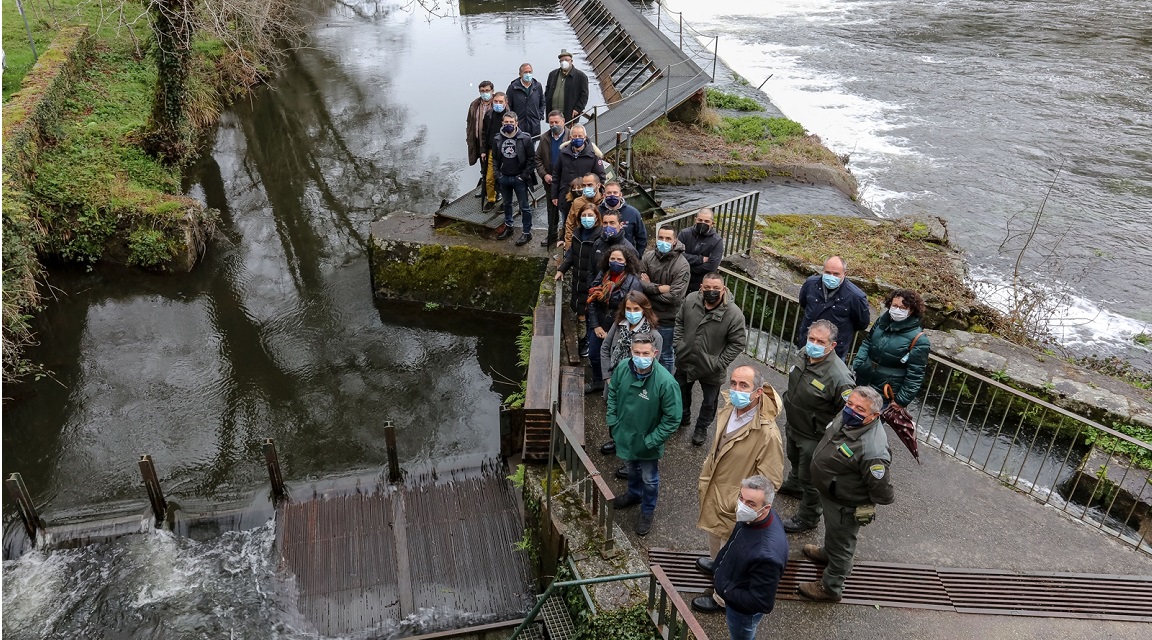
<box><xmin>558</xmin><ymin>49</ymin><xmax>574</xmax><ymax>60</ymax></box>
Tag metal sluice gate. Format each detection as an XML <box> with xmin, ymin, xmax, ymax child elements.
<box><xmin>649</xmin><ymin>548</ymin><xmax>1152</xmax><ymax>623</ymax></box>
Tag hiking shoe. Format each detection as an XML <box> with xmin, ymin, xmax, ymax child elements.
<box><xmin>691</xmin><ymin>426</ymin><xmax>708</xmax><ymax>446</ymax></box>
<box><xmin>690</xmin><ymin>595</ymin><xmax>724</xmax><ymax>613</ymax></box>
<box><xmin>599</xmin><ymin>440</ymin><xmax>616</xmax><ymax>455</ymax></box>
<box><xmin>614</xmin><ymin>465</ymin><xmax>629</xmax><ymax>480</ymax></box>
<box><xmin>797</xmin><ymin>580</ymin><xmax>841</xmax><ymax>602</ymax></box>
<box><xmin>782</xmin><ymin>517</ymin><xmax>817</xmax><ymax>534</ymax></box>
<box><xmin>777</xmin><ymin>483</ymin><xmax>804</xmax><ymax>499</ymax></box>
<box><xmin>514</xmin><ymin>232</ymin><xmax>533</xmax><ymax>246</ymax></box>
<box><xmin>612</xmin><ymin>493</ymin><xmax>641</xmax><ymax>509</ymax></box>
<box><xmin>635</xmin><ymin>512</ymin><xmax>654</xmax><ymax>536</ymax></box>
<box><xmin>496</xmin><ymin>226</ymin><xmax>514</xmax><ymax>240</ymax></box>
<box><xmin>802</xmin><ymin>544</ymin><xmax>828</xmax><ymax>564</ymax></box>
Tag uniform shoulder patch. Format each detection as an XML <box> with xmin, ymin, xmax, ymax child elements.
<box><xmin>869</xmin><ymin>464</ymin><xmax>886</xmax><ymax>479</ymax></box>
<box><xmin>841</xmin><ymin>389</ymin><xmax>853</xmax><ymax>402</ymax></box>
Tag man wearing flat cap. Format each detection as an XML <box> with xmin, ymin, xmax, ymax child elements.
<box><xmin>546</xmin><ymin>49</ymin><xmax>590</xmax><ymax>123</ymax></box>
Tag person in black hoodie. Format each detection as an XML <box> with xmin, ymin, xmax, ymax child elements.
<box><xmin>492</xmin><ymin>111</ymin><xmax>536</xmax><ymax>246</ymax></box>
<box><xmin>677</xmin><ymin>208</ymin><xmax>725</xmax><ymax>292</ymax></box>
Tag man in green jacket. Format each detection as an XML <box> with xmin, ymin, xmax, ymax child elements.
<box><xmin>675</xmin><ymin>272</ymin><xmax>748</xmax><ymax>446</ymax></box>
<box><xmin>608</xmin><ymin>333</ymin><xmax>683</xmax><ymax>536</ymax></box>
<box><xmin>797</xmin><ymin>385</ymin><xmax>894</xmax><ymax>603</ymax></box>
<box><xmin>779</xmin><ymin>320</ymin><xmax>856</xmax><ymax>533</ymax></box>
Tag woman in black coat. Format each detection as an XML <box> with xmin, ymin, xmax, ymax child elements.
<box><xmin>584</xmin><ymin>245</ymin><xmax>643</xmax><ymax>391</ymax></box>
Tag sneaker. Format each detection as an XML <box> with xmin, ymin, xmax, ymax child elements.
<box><xmin>797</xmin><ymin>580</ymin><xmax>841</xmax><ymax>602</ymax></box>
<box><xmin>782</xmin><ymin>517</ymin><xmax>817</xmax><ymax>534</ymax></box>
<box><xmin>514</xmin><ymin>232</ymin><xmax>533</xmax><ymax>246</ymax></box>
<box><xmin>614</xmin><ymin>465</ymin><xmax>628</xmax><ymax>480</ymax></box>
<box><xmin>496</xmin><ymin>226</ymin><xmax>514</xmax><ymax>240</ymax></box>
<box><xmin>691</xmin><ymin>426</ymin><xmax>708</xmax><ymax>446</ymax></box>
<box><xmin>802</xmin><ymin>544</ymin><xmax>828</xmax><ymax>564</ymax></box>
<box><xmin>612</xmin><ymin>493</ymin><xmax>641</xmax><ymax>509</ymax></box>
<box><xmin>599</xmin><ymin>440</ymin><xmax>616</xmax><ymax>455</ymax></box>
<box><xmin>635</xmin><ymin>512</ymin><xmax>653</xmax><ymax>536</ymax></box>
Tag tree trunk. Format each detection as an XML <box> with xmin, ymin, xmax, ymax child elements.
<box><xmin>144</xmin><ymin>0</ymin><xmax>195</xmax><ymax>161</ymax></box>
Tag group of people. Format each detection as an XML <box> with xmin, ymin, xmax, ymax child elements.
<box><xmin>577</xmin><ymin>251</ymin><xmax>932</xmax><ymax>639</ymax></box>
<box><xmin>465</xmin><ymin>50</ymin><xmax>596</xmax><ymax>247</ymax></box>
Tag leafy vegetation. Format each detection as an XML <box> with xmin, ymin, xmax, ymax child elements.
<box><xmin>705</xmin><ymin>88</ymin><xmax>763</xmax><ymax>112</ymax></box>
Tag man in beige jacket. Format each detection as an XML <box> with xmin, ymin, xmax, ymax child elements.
<box><xmin>694</xmin><ymin>364</ymin><xmax>786</xmax><ymax>609</ymax></box>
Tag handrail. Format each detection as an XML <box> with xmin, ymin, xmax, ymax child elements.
<box><xmin>554</xmin><ymin>412</ymin><xmax>617</xmax><ymax>553</ymax></box>
<box><xmin>649</xmin><ymin>564</ymin><xmax>709</xmax><ymax>640</ymax></box>
<box><xmin>657</xmin><ymin>191</ymin><xmax>760</xmax><ymax>259</ymax></box>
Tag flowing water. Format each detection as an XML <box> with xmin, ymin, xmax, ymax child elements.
<box><xmin>648</xmin><ymin>0</ymin><xmax>1152</xmax><ymax>359</ymax></box>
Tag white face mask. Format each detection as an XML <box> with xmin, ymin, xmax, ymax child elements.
<box><xmin>735</xmin><ymin>500</ymin><xmax>763</xmax><ymax>523</ymax></box>
<box><xmin>560</xmin><ymin>60</ymin><xmax>571</xmax><ymax>70</ymax></box>
<box><xmin>889</xmin><ymin>307</ymin><xmax>911</xmax><ymax>322</ymax></box>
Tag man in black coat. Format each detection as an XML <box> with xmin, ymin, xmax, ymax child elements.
<box><xmin>677</xmin><ymin>208</ymin><xmax>725</xmax><ymax>292</ymax></box>
<box><xmin>536</xmin><ymin>110</ymin><xmax>569</xmax><ymax>247</ymax></box>
<box><xmin>692</xmin><ymin>475</ymin><xmax>788</xmax><ymax>640</ymax></box>
<box><xmin>546</xmin><ymin>49</ymin><xmax>590</xmax><ymax>122</ymax></box>
<box><xmin>506</xmin><ymin>63</ymin><xmax>546</xmax><ymax>138</ymax></box>
<box><xmin>795</xmin><ymin>256</ymin><xmax>871</xmax><ymax>360</ymax></box>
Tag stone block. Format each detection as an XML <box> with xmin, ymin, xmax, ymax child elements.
<box><xmin>1002</xmin><ymin>359</ymin><xmax>1051</xmax><ymax>392</ymax></box>
<box><xmin>953</xmin><ymin>347</ymin><xmax>1007</xmax><ymax>374</ymax></box>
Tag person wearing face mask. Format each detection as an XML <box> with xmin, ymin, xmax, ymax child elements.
<box><xmin>796</xmin><ymin>255</ymin><xmax>871</xmax><ymax>361</ymax></box>
<box><xmin>556</xmin><ymin>203</ymin><xmax>604</xmax><ymax>357</ymax></box>
<box><xmin>692</xmin><ymin>366</ymin><xmax>785</xmax><ymax>616</ymax></box>
<box><xmin>677</xmin><ymin>209</ymin><xmax>725</xmax><ymax>292</ymax></box>
<box><xmin>545</xmin><ymin>49</ymin><xmax>589</xmax><ymax>122</ymax></box>
<box><xmin>798</xmin><ymin>386</ymin><xmax>894</xmax><ymax>603</ymax></box>
<box><xmin>586</xmin><ymin>245</ymin><xmax>643</xmax><ymax>393</ymax></box>
<box><xmin>492</xmin><ymin>111</ymin><xmax>537</xmax><ymax>245</ymax></box>
<box><xmin>506</xmin><ymin>63</ymin><xmax>545</xmax><ymax>137</ymax></box>
<box><xmin>466</xmin><ymin>81</ymin><xmax>497</xmax><ymax>205</ymax></box>
<box><xmin>478</xmin><ymin>91</ymin><xmax>509</xmax><ymax>212</ymax></box>
<box><xmin>639</xmin><ymin>226</ymin><xmax>690</xmax><ymax>373</ymax></box>
<box><xmin>675</xmin><ymin>272</ymin><xmax>748</xmax><ymax>446</ymax></box>
<box><xmin>607</xmin><ymin>334</ymin><xmax>682</xmax><ymax>536</ymax></box>
<box><xmin>597</xmin><ymin>180</ymin><xmax>647</xmax><ymax>254</ymax></box>
<box><xmin>536</xmin><ymin>111</ymin><xmax>569</xmax><ymax>247</ymax></box>
<box><xmin>851</xmin><ymin>289</ymin><xmax>931</xmax><ymax>411</ymax></box>
<box><xmin>691</xmin><ymin>475</ymin><xmax>788</xmax><ymax>640</ymax></box>
<box><xmin>777</xmin><ymin>320</ymin><xmax>856</xmax><ymax>534</ymax></box>
<box><xmin>560</xmin><ymin>173</ymin><xmax>605</xmax><ymax>249</ymax></box>
<box><xmin>552</xmin><ymin>125</ymin><xmax>605</xmax><ymax>227</ymax></box>
<box><xmin>598</xmin><ymin>291</ymin><xmax>663</xmax><ymax>392</ymax></box>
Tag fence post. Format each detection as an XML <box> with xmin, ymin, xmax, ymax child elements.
<box><xmin>679</xmin><ymin>14</ymin><xmax>683</xmax><ymax>49</ymax></box>
<box><xmin>664</xmin><ymin>66</ymin><xmax>671</xmax><ymax>113</ymax></box>
<box><xmin>593</xmin><ymin>105</ymin><xmax>599</xmax><ymax>147</ymax></box>
<box><xmin>713</xmin><ymin>36</ymin><xmax>719</xmax><ymax>81</ymax></box>
<box><xmin>5</xmin><ymin>473</ymin><xmax>42</xmax><ymax>543</ymax></box>
<box><xmin>15</xmin><ymin>0</ymin><xmax>38</xmax><ymax>62</ymax></box>
<box><xmin>263</xmin><ymin>438</ymin><xmax>286</xmax><ymax>503</ymax></box>
<box><xmin>615</xmin><ymin>131</ymin><xmax>623</xmax><ymax>172</ymax></box>
<box><xmin>657</xmin><ymin>1</ymin><xmax>661</xmax><ymax>29</ymax></box>
<box><xmin>546</xmin><ymin>401</ymin><xmax>558</xmax><ymax>519</ymax></box>
<box><xmin>384</xmin><ymin>421</ymin><xmax>401</xmax><ymax>483</ymax></box>
<box><xmin>138</xmin><ymin>455</ymin><xmax>167</xmax><ymax>528</ymax></box>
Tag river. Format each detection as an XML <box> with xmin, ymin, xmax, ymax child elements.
<box><xmin>647</xmin><ymin>0</ymin><xmax>1152</xmax><ymax>361</ymax></box>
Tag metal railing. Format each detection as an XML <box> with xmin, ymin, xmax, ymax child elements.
<box><xmin>554</xmin><ymin>412</ymin><xmax>618</xmax><ymax>554</ymax></box>
<box><xmin>717</xmin><ymin>266</ymin><xmax>1152</xmax><ymax>554</ymax></box>
<box><xmin>656</xmin><ymin>191</ymin><xmax>760</xmax><ymax>258</ymax></box>
<box><xmin>646</xmin><ymin>0</ymin><xmax>720</xmax><ymax>81</ymax></box>
<box><xmin>508</xmin><ymin>566</ymin><xmax>708</xmax><ymax>640</ymax></box>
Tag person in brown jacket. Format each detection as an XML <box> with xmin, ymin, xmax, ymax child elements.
<box><xmin>559</xmin><ymin>173</ymin><xmax>604</xmax><ymax>250</ymax></box>
<box><xmin>695</xmin><ymin>364</ymin><xmax>786</xmax><ymax>608</ymax></box>
<box><xmin>465</xmin><ymin>81</ymin><xmax>498</xmax><ymax>206</ymax></box>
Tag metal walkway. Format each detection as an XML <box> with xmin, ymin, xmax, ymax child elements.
<box><xmin>276</xmin><ymin>473</ymin><xmax>534</xmax><ymax>636</ymax></box>
<box><xmin>435</xmin><ymin>0</ymin><xmax>710</xmax><ymax>229</ymax></box>
<box><xmin>649</xmin><ymin>548</ymin><xmax>1152</xmax><ymax>623</ymax></box>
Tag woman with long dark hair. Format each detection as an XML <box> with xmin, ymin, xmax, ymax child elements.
<box><xmin>599</xmin><ymin>290</ymin><xmax>662</xmax><ymax>386</ymax></box>
<box><xmin>585</xmin><ymin>246</ymin><xmax>643</xmax><ymax>393</ymax></box>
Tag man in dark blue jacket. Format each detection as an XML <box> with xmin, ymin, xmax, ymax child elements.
<box><xmin>677</xmin><ymin>209</ymin><xmax>724</xmax><ymax>292</ymax></box>
<box><xmin>598</xmin><ymin>180</ymin><xmax>647</xmax><ymax>255</ymax></box>
<box><xmin>506</xmin><ymin>63</ymin><xmax>546</xmax><ymax>137</ymax></box>
<box><xmin>692</xmin><ymin>475</ymin><xmax>788</xmax><ymax>640</ymax></box>
<box><xmin>796</xmin><ymin>256</ymin><xmax>871</xmax><ymax>360</ymax></box>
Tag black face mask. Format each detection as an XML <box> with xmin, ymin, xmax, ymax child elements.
<box><xmin>702</xmin><ymin>289</ymin><xmax>722</xmax><ymax>304</ymax></box>
<box><xmin>695</xmin><ymin>222</ymin><xmax>711</xmax><ymax>236</ymax></box>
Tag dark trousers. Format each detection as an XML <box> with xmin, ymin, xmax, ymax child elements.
<box><xmin>675</xmin><ymin>370</ymin><xmax>721</xmax><ymax>430</ymax></box>
<box><xmin>497</xmin><ymin>174</ymin><xmax>532</xmax><ymax>232</ymax></box>
<box><xmin>587</xmin><ymin>324</ymin><xmax>606</xmax><ymax>383</ymax></box>
<box><xmin>545</xmin><ymin>195</ymin><xmax>561</xmax><ymax>245</ymax></box>
<box><xmin>818</xmin><ymin>496</ymin><xmax>862</xmax><ymax>597</ymax></box>
<box><xmin>783</xmin><ymin>430</ymin><xmax>823</xmax><ymax>525</ymax></box>
<box><xmin>656</xmin><ymin>325</ymin><xmax>675</xmax><ymax>374</ymax></box>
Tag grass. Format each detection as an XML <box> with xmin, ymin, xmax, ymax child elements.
<box><xmin>705</xmin><ymin>88</ymin><xmax>763</xmax><ymax>112</ymax></box>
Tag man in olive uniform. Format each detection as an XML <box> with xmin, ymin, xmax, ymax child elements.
<box><xmin>797</xmin><ymin>385</ymin><xmax>894</xmax><ymax>602</ymax></box>
<box><xmin>778</xmin><ymin>320</ymin><xmax>856</xmax><ymax>533</ymax></box>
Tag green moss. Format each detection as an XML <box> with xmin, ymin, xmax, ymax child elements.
<box><xmin>705</xmin><ymin>88</ymin><xmax>763</xmax><ymax>112</ymax></box>
<box><xmin>714</xmin><ymin>115</ymin><xmax>807</xmax><ymax>145</ymax></box>
<box><xmin>705</xmin><ymin>165</ymin><xmax>769</xmax><ymax>183</ymax></box>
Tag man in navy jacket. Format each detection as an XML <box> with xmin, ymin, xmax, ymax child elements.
<box><xmin>796</xmin><ymin>256</ymin><xmax>871</xmax><ymax>360</ymax></box>
<box><xmin>692</xmin><ymin>475</ymin><xmax>788</xmax><ymax>640</ymax></box>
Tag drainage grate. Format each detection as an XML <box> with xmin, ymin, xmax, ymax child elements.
<box><xmin>648</xmin><ymin>548</ymin><xmax>1152</xmax><ymax>623</ymax></box>
<box><xmin>540</xmin><ymin>593</ymin><xmax>576</xmax><ymax>640</ymax></box>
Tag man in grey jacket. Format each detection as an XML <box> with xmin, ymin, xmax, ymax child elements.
<box><xmin>674</xmin><ymin>272</ymin><xmax>748</xmax><ymax>446</ymax></box>
<box><xmin>640</xmin><ymin>226</ymin><xmax>690</xmax><ymax>373</ymax></box>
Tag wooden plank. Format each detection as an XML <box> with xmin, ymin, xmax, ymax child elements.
<box><xmin>560</xmin><ymin>366</ymin><xmax>586</xmax><ymax>446</ymax></box>
<box><xmin>525</xmin><ymin>336</ymin><xmax>554</xmax><ymax>410</ymax></box>
<box><xmin>534</xmin><ymin>304</ymin><xmax>556</xmax><ymax>337</ymax></box>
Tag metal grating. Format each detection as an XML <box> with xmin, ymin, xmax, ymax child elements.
<box><xmin>540</xmin><ymin>592</ymin><xmax>577</xmax><ymax>640</ymax></box>
<box><xmin>648</xmin><ymin>548</ymin><xmax>1152</xmax><ymax>622</ymax></box>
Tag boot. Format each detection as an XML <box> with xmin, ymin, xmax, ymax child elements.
<box><xmin>782</xmin><ymin>517</ymin><xmax>817</xmax><ymax>534</ymax></box>
<box><xmin>691</xmin><ymin>426</ymin><xmax>708</xmax><ymax>446</ymax></box>
<box><xmin>802</xmin><ymin>544</ymin><xmax>828</xmax><ymax>564</ymax></box>
<box><xmin>797</xmin><ymin>580</ymin><xmax>841</xmax><ymax>602</ymax></box>
<box><xmin>584</xmin><ymin>380</ymin><xmax>603</xmax><ymax>394</ymax></box>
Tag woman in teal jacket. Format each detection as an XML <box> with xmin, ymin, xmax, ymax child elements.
<box><xmin>851</xmin><ymin>289</ymin><xmax>931</xmax><ymax>409</ymax></box>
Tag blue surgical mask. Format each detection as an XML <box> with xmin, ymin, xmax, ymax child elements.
<box><xmin>604</xmin><ymin>195</ymin><xmax>622</xmax><ymax>208</ymax></box>
<box><xmin>842</xmin><ymin>406</ymin><xmax>867</xmax><ymax>427</ymax></box>
<box><xmin>522</xmin><ymin>73</ymin><xmax>533</xmax><ymax>83</ymax></box>
<box><xmin>582</xmin><ymin>186</ymin><xmax>596</xmax><ymax>198</ymax></box>
<box><xmin>729</xmin><ymin>389</ymin><xmax>753</xmax><ymax>409</ymax></box>
<box><xmin>632</xmin><ymin>355</ymin><xmax>654</xmax><ymax>370</ymax></box>
<box><xmin>572</xmin><ymin>137</ymin><xmax>586</xmax><ymax>147</ymax></box>
<box><xmin>608</xmin><ymin>260</ymin><xmax>625</xmax><ymax>273</ymax></box>
<box><xmin>493</xmin><ymin>103</ymin><xmax>505</xmax><ymax>113</ymax></box>
<box><xmin>481</xmin><ymin>92</ymin><xmax>492</xmax><ymax>101</ymax></box>
<box><xmin>501</xmin><ymin>123</ymin><xmax>516</xmax><ymax>134</ymax></box>
<box><xmin>625</xmin><ymin>310</ymin><xmax>643</xmax><ymax>325</ymax></box>
<box><xmin>602</xmin><ymin>226</ymin><xmax>618</xmax><ymax>238</ymax></box>
<box><xmin>805</xmin><ymin>341</ymin><xmax>827</xmax><ymax>359</ymax></box>
<box><xmin>822</xmin><ymin>273</ymin><xmax>842</xmax><ymax>289</ymax></box>
<box><xmin>580</xmin><ymin>216</ymin><xmax>596</xmax><ymax>229</ymax></box>
<box><xmin>655</xmin><ymin>240</ymin><xmax>672</xmax><ymax>254</ymax></box>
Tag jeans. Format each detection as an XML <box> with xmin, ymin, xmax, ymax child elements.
<box><xmin>656</xmin><ymin>325</ymin><xmax>675</xmax><ymax>374</ymax></box>
<box><xmin>725</xmin><ymin>607</ymin><xmax>764</xmax><ymax>640</ymax></box>
<box><xmin>675</xmin><ymin>371</ymin><xmax>721</xmax><ymax>430</ymax></box>
<box><xmin>587</xmin><ymin>323</ymin><xmax>606</xmax><ymax>382</ymax></box>
<box><xmin>624</xmin><ymin>459</ymin><xmax>660</xmax><ymax>515</ymax></box>
<box><xmin>497</xmin><ymin>173</ymin><xmax>532</xmax><ymax>232</ymax></box>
